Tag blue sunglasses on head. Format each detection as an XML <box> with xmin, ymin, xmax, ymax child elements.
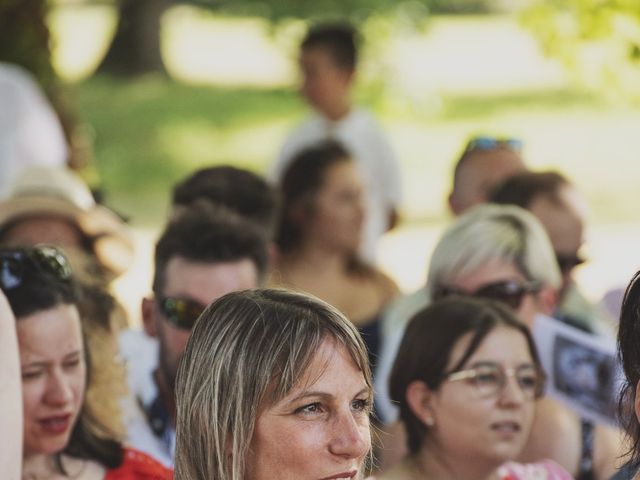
<box><xmin>465</xmin><ymin>136</ymin><xmax>523</xmax><ymax>153</ymax></box>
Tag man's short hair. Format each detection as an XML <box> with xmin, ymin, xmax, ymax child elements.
<box><xmin>172</xmin><ymin>166</ymin><xmax>280</xmax><ymax>240</ymax></box>
<box><xmin>301</xmin><ymin>21</ymin><xmax>358</xmax><ymax>70</ymax></box>
<box><xmin>152</xmin><ymin>202</ymin><xmax>269</xmax><ymax>295</ymax></box>
<box><xmin>489</xmin><ymin>170</ymin><xmax>570</xmax><ymax>209</ymax></box>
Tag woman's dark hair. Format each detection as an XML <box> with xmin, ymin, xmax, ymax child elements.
<box><xmin>389</xmin><ymin>296</ymin><xmax>542</xmax><ymax>455</ymax></box>
<box><xmin>2</xmin><ymin>250</ymin><xmax>124</xmax><ymax>472</ymax></box>
<box><xmin>618</xmin><ymin>270</ymin><xmax>640</xmax><ymax>466</ymax></box>
<box><xmin>276</xmin><ymin>140</ymin><xmax>352</xmax><ymax>253</ymax></box>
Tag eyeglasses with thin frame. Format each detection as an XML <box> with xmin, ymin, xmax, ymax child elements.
<box><xmin>444</xmin><ymin>362</ymin><xmax>545</xmax><ymax>400</ymax></box>
<box><xmin>465</xmin><ymin>136</ymin><xmax>523</xmax><ymax>153</ymax></box>
<box><xmin>0</xmin><ymin>246</ymin><xmax>72</xmax><ymax>291</ymax></box>
<box><xmin>432</xmin><ymin>280</ymin><xmax>542</xmax><ymax>311</ymax></box>
<box><xmin>157</xmin><ymin>297</ymin><xmax>206</xmax><ymax>330</ymax></box>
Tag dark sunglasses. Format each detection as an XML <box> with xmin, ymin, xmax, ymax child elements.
<box><xmin>0</xmin><ymin>246</ymin><xmax>72</xmax><ymax>291</ymax></box>
<box><xmin>556</xmin><ymin>253</ymin><xmax>586</xmax><ymax>274</ymax></box>
<box><xmin>433</xmin><ymin>279</ymin><xmax>542</xmax><ymax>310</ymax></box>
<box><xmin>465</xmin><ymin>136</ymin><xmax>523</xmax><ymax>153</ymax></box>
<box><xmin>157</xmin><ymin>297</ymin><xmax>206</xmax><ymax>330</ymax></box>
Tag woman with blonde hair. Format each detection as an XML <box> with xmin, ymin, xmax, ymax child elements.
<box><xmin>174</xmin><ymin>288</ymin><xmax>374</xmax><ymax>480</ymax></box>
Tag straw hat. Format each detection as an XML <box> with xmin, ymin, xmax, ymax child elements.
<box><xmin>0</xmin><ymin>166</ymin><xmax>134</xmax><ymax>278</ymax></box>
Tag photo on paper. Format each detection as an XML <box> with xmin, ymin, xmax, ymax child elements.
<box><xmin>532</xmin><ymin>313</ymin><xmax>621</xmax><ymax>426</ymax></box>
<box><xmin>552</xmin><ymin>334</ymin><xmax>618</xmax><ymax>421</ymax></box>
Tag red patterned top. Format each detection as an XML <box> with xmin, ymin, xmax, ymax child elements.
<box><xmin>105</xmin><ymin>448</ymin><xmax>173</xmax><ymax>480</ymax></box>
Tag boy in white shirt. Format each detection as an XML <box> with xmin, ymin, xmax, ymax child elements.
<box><xmin>272</xmin><ymin>22</ymin><xmax>403</xmax><ymax>262</ymax></box>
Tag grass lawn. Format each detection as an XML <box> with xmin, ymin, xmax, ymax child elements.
<box><xmin>74</xmin><ymin>75</ymin><xmax>639</xmax><ymax>228</ymax></box>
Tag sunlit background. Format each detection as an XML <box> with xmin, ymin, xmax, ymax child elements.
<box><xmin>15</xmin><ymin>0</ymin><xmax>640</xmax><ymax>323</ymax></box>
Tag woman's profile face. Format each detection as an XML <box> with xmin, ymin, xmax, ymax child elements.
<box><xmin>424</xmin><ymin>326</ymin><xmax>537</xmax><ymax>466</ymax></box>
<box><xmin>246</xmin><ymin>337</ymin><xmax>371</xmax><ymax>479</ymax></box>
<box><xmin>307</xmin><ymin>161</ymin><xmax>365</xmax><ymax>253</ymax></box>
<box><xmin>17</xmin><ymin>303</ymin><xmax>86</xmax><ymax>457</ymax></box>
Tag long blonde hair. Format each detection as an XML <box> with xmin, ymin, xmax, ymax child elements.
<box><xmin>174</xmin><ymin>288</ymin><xmax>373</xmax><ymax>480</ymax></box>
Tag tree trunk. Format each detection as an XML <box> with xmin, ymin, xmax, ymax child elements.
<box><xmin>97</xmin><ymin>0</ymin><xmax>172</xmax><ymax>76</ymax></box>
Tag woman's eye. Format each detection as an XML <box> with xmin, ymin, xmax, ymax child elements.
<box><xmin>22</xmin><ymin>370</ymin><xmax>42</xmax><ymax>380</ymax></box>
<box><xmin>63</xmin><ymin>358</ymin><xmax>81</xmax><ymax>369</ymax></box>
<box><xmin>351</xmin><ymin>398</ymin><xmax>372</xmax><ymax>413</ymax></box>
<box><xmin>296</xmin><ymin>402</ymin><xmax>323</xmax><ymax>415</ymax></box>
<box><xmin>518</xmin><ymin>374</ymin><xmax>538</xmax><ymax>389</ymax></box>
<box><xmin>474</xmin><ymin>372</ymin><xmax>499</xmax><ymax>385</ymax></box>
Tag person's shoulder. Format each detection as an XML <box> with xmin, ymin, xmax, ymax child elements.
<box><xmin>370</xmin><ymin>268</ymin><xmax>401</xmax><ymax>305</ymax></box>
<box><xmin>105</xmin><ymin>448</ymin><xmax>173</xmax><ymax>480</ymax></box>
<box><xmin>498</xmin><ymin>460</ymin><xmax>573</xmax><ymax>479</ymax></box>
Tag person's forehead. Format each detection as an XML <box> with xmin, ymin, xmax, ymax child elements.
<box><xmin>459</xmin><ymin>149</ymin><xmax>525</xmax><ymax>180</ymax></box>
<box><xmin>448</xmin><ymin>326</ymin><xmax>531</xmax><ymax>370</ymax></box>
<box><xmin>162</xmin><ymin>256</ymin><xmax>258</xmax><ymax>305</ymax></box>
<box><xmin>300</xmin><ymin>46</ymin><xmax>340</xmax><ymax>68</ymax></box>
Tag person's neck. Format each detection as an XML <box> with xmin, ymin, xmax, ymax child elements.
<box><xmin>22</xmin><ymin>453</ymin><xmax>58</xmax><ymax>479</ymax></box>
<box><xmin>284</xmin><ymin>240</ymin><xmax>350</xmax><ymax>275</ymax></box>
<box><xmin>321</xmin><ymin>101</ymin><xmax>351</xmax><ymax>122</ymax></box>
<box><xmin>410</xmin><ymin>448</ymin><xmax>500</xmax><ymax>480</ymax></box>
<box><xmin>154</xmin><ymin>368</ymin><xmax>176</xmax><ymax>425</ymax></box>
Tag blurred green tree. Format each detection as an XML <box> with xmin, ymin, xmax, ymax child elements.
<box><xmin>95</xmin><ymin>0</ymin><xmax>495</xmax><ymax>76</ymax></box>
<box><xmin>522</xmin><ymin>0</ymin><xmax>640</xmax><ymax>101</ymax></box>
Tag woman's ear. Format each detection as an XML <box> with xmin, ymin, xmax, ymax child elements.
<box><xmin>406</xmin><ymin>380</ymin><xmax>436</xmax><ymax>427</ymax></box>
<box><xmin>634</xmin><ymin>381</ymin><xmax>640</xmax><ymax>424</ymax></box>
<box><xmin>535</xmin><ymin>285</ymin><xmax>558</xmax><ymax>317</ymax></box>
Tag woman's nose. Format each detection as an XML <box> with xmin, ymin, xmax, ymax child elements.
<box><xmin>498</xmin><ymin>374</ymin><xmax>527</xmax><ymax>407</ymax></box>
<box><xmin>328</xmin><ymin>410</ymin><xmax>370</xmax><ymax>459</ymax></box>
<box><xmin>45</xmin><ymin>372</ymin><xmax>74</xmax><ymax>406</ymax></box>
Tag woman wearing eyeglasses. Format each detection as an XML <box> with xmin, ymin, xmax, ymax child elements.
<box><xmin>376</xmin><ymin>297</ymin><xmax>571</xmax><ymax>480</ymax></box>
<box><xmin>376</xmin><ymin>204</ymin><xmax>621</xmax><ymax>479</ymax></box>
<box><xmin>0</xmin><ymin>245</ymin><xmax>172</xmax><ymax>479</ymax></box>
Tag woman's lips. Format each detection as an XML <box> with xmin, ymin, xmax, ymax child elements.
<box><xmin>320</xmin><ymin>469</ymin><xmax>358</xmax><ymax>479</ymax></box>
<box><xmin>38</xmin><ymin>414</ymin><xmax>72</xmax><ymax>435</ymax></box>
<box><xmin>490</xmin><ymin>420</ymin><xmax>521</xmax><ymax>436</ymax></box>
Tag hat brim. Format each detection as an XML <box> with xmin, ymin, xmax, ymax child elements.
<box><xmin>0</xmin><ymin>196</ymin><xmax>135</xmax><ymax>278</ymax></box>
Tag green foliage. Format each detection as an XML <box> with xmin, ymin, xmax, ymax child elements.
<box><xmin>522</xmin><ymin>0</ymin><xmax>640</xmax><ymax>102</ymax></box>
<box><xmin>214</xmin><ymin>0</ymin><xmax>495</xmax><ymax>20</ymax></box>
<box><xmin>0</xmin><ymin>0</ymin><xmax>56</xmax><ymax>89</ymax></box>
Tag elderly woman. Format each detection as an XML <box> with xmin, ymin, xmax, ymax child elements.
<box><xmin>174</xmin><ymin>288</ymin><xmax>373</xmax><ymax>480</ymax></box>
<box><xmin>376</xmin><ymin>204</ymin><xmax>621</xmax><ymax>479</ymax></box>
<box><xmin>0</xmin><ymin>245</ymin><xmax>171</xmax><ymax>479</ymax></box>
<box><xmin>378</xmin><ymin>297</ymin><xmax>571</xmax><ymax>480</ymax></box>
<box><xmin>612</xmin><ymin>271</ymin><xmax>640</xmax><ymax>479</ymax></box>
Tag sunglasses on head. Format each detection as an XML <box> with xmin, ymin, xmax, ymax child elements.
<box><xmin>556</xmin><ymin>253</ymin><xmax>586</xmax><ymax>274</ymax></box>
<box><xmin>433</xmin><ymin>279</ymin><xmax>542</xmax><ymax>310</ymax></box>
<box><xmin>0</xmin><ymin>246</ymin><xmax>72</xmax><ymax>291</ymax></box>
<box><xmin>465</xmin><ymin>136</ymin><xmax>523</xmax><ymax>153</ymax></box>
<box><xmin>157</xmin><ymin>297</ymin><xmax>206</xmax><ymax>330</ymax></box>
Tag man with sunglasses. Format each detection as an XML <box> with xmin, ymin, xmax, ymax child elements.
<box><xmin>447</xmin><ymin>135</ymin><xmax>527</xmax><ymax>216</ymax></box>
<box><xmin>375</xmin><ymin>204</ymin><xmax>621</xmax><ymax>480</ymax></box>
<box><xmin>120</xmin><ymin>202</ymin><xmax>269</xmax><ymax>467</ymax></box>
<box><xmin>490</xmin><ymin>170</ymin><xmax>614</xmax><ymax>337</ymax></box>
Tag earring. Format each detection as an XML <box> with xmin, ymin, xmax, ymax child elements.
<box><xmin>423</xmin><ymin>416</ymin><xmax>435</xmax><ymax>427</ymax></box>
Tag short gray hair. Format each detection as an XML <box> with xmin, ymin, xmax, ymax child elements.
<box><xmin>174</xmin><ymin>288</ymin><xmax>373</xmax><ymax>480</ymax></box>
<box><xmin>427</xmin><ymin>204</ymin><xmax>561</xmax><ymax>298</ymax></box>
